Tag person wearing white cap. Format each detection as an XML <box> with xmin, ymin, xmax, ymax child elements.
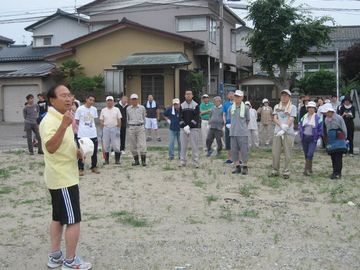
<box><xmin>164</xmin><ymin>98</ymin><xmax>181</xmax><ymax>160</ymax></box>
<box><xmin>179</xmin><ymin>90</ymin><xmax>201</xmax><ymax>168</ymax></box>
<box><xmin>270</xmin><ymin>89</ymin><xmax>297</xmax><ymax>179</ymax></box>
<box><xmin>127</xmin><ymin>93</ymin><xmax>147</xmax><ymax>166</ymax></box>
<box><xmin>245</xmin><ymin>101</ymin><xmax>259</xmax><ymax>148</ymax></box>
<box><xmin>229</xmin><ymin>90</ymin><xmax>250</xmax><ymax>175</ymax></box>
<box><xmin>324</xmin><ymin>105</ymin><xmax>348</xmax><ymax>179</ymax></box>
<box><xmin>200</xmin><ymin>94</ymin><xmax>214</xmax><ymax>151</ymax></box>
<box><xmin>75</xmin><ymin>94</ymin><xmax>100</xmax><ymax>175</ymax></box>
<box><xmin>99</xmin><ymin>96</ymin><xmax>122</xmax><ymax>165</ymax></box>
<box><xmin>257</xmin><ymin>98</ymin><xmax>273</xmax><ymax>146</ymax></box>
<box><xmin>299</xmin><ymin>101</ymin><xmax>323</xmax><ymax>176</ymax></box>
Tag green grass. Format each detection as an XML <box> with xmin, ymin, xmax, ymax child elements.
<box><xmin>111</xmin><ymin>211</ymin><xmax>149</xmax><ymax>227</ymax></box>
<box><xmin>330</xmin><ymin>184</ymin><xmax>345</xmax><ymax>203</ymax></box>
<box><xmin>239</xmin><ymin>184</ymin><xmax>257</xmax><ymax>197</ymax></box>
<box><xmin>261</xmin><ymin>176</ymin><xmax>283</xmax><ymax>189</ymax></box>
<box><xmin>0</xmin><ymin>186</ymin><xmax>15</xmax><ymax>195</ymax></box>
<box><xmin>205</xmin><ymin>195</ymin><xmax>219</xmax><ymax>205</ymax></box>
<box><xmin>0</xmin><ymin>166</ymin><xmax>19</xmax><ymax>179</ymax></box>
<box><xmin>239</xmin><ymin>209</ymin><xmax>259</xmax><ymax>218</ymax></box>
<box><xmin>219</xmin><ymin>206</ymin><xmax>233</xmax><ymax>222</ymax></box>
<box><xmin>147</xmin><ymin>146</ymin><xmax>167</xmax><ymax>152</ymax></box>
<box><xmin>162</xmin><ymin>164</ymin><xmax>177</xmax><ymax>171</ymax></box>
<box><xmin>193</xmin><ymin>180</ymin><xmax>206</xmax><ymax>189</ymax></box>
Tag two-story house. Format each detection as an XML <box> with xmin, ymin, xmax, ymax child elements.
<box><xmin>77</xmin><ymin>0</ymin><xmax>245</xmax><ymax>97</ymax></box>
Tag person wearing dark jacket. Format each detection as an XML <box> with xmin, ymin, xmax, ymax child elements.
<box><xmin>179</xmin><ymin>90</ymin><xmax>200</xmax><ymax>168</ymax></box>
<box><xmin>115</xmin><ymin>95</ymin><xmax>129</xmax><ymax>153</ymax></box>
<box><xmin>299</xmin><ymin>95</ymin><xmax>310</xmax><ymax>120</ymax></box>
<box><xmin>337</xmin><ymin>96</ymin><xmax>355</xmax><ymax>156</ymax></box>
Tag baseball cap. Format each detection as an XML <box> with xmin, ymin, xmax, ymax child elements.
<box><xmin>306</xmin><ymin>101</ymin><xmax>317</xmax><ymax>108</ymax></box>
<box><xmin>106</xmin><ymin>96</ymin><xmax>114</xmax><ymax>101</ymax></box>
<box><xmin>262</xmin><ymin>98</ymin><xmax>269</xmax><ymax>104</ymax></box>
<box><xmin>281</xmin><ymin>89</ymin><xmax>292</xmax><ymax>96</ymax></box>
<box><xmin>172</xmin><ymin>98</ymin><xmax>180</xmax><ymax>104</ymax></box>
<box><xmin>322</xmin><ymin>103</ymin><xmax>335</xmax><ymax>113</ymax></box>
<box><xmin>130</xmin><ymin>94</ymin><xmax>139</xmax><ymax>99</ymax></box>
<box><xmin>234</xmin><ymin>90</ymin><xmax>244</xmax><ymax>97</ymax></box>
<box><xmin>245</xmin><ymin>101</ymin><xmax>251</xmax><ymax>106</ymax></box>
<box><xmin>202</xmin><ymin>94</ymin><xmax>209</xmax><ymax>98</ymax></box>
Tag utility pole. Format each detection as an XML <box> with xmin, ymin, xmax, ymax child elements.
<box><xmin>336</xmin><ymin>49</ymin><xmax>339</xmax><ymax>99</ymax></box>
<box><xmin>219</xmin><ymin>0</ymin><xmax>224</xmax><ymax>100</ymax></box>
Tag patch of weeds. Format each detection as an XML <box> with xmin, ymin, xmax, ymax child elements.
<box><xmin>83</xmin><ymin>213</ymin><xmax>101</xmax><ymax>221</ymax></box>
<box><xmin>219</xmin><ymin>205</ymin><xmax>233</xmax><ymax>222</ymax></box>
<box><xmin>0</xmin><ymin>186</ymin><xmax>15</xmax><ymax>195</ymax></box>
<box><xmin>205</xmin><ymin>195</ymin><xmax>219</xmax><ymax>205</ymax></box>
<box><xmin>111</xmin><ymin>211</ymin><xmax>149</xmax><ymax>227</ymax></box>
<box><xmin>330</xmin><ymin>184</ymin><xmax>344</xmax><ymax>203</ymax></box>
<box><xmin>18</xmin><ymin>199</ymin><xmax>41</xmax><ymax>205</ymax></box>
<box><xmin>261</xmin><ymin>176</ymin><xmax>282</xmax><ymax>189</ymax></box>
<box><xmin>0</xmin><ymin>213</ymin><xmax>15</xmax><ymax>219</ymax></box>
<box><xmin>273</xmin><ymin>233</ymin><xmax>280</xmax><ymax>244</ymax></box>
<box><xmin>21</xmin><ymin>181</ymin><xmax>36</xmax><ymax>186</ymax></box>
<box><xmin>193</xmin><ymin>180</ymin><xmax>206</xmax><ymax>189</ymax></box>
<box><xmin>186</xmin><ymin>216</ymin><xmax>204</xmax><ymax>224</ymax></box>
<box><xmin>332</xmin><ymin>213</ymin><xmax>342</xmax><ymax>222</ymax></box>
<box><xmin>0</xmin><ymin>166</ymin><xmax>18</xmax><ymax>179</ymax></box>
<box><xmin>162</xmin><ymin>164</ymin><xmax>176</xmax><ymax>171</ymax></box>
<box><xmin>239</xmin><ymin>209</ymin><xmax>259</xmax><ymax>218</ymax></box>
<box><xmin>239</xmin><ymin>184</ymin><xmax>257</xmax><ymax>197</ymax></box>
<box><xmin>148</xmin><ymin>146</ymin><xmax>167</xmax><ymax>152</ymax></box>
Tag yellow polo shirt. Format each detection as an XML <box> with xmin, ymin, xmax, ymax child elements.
<box><xmin>39</xmin><ymin>107</ymin><xmax>79</xmax><ymax>190</ymax></box>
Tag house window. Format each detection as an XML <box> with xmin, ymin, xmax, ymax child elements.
<box><xmin>209</xmin><ymin>18</ymin><xmax>217</xmax><ymax>43</ymax></box>
<box><xmin>141</xmin><ymin>74</ymin><xmax>164</xmax><ymax>107</ymax></box>
<box><xmin>43</xmin><ymin>37</ymin><xmax>52</xmax><ymax>46</ymax></box>
<box><xmin>104</xmin><ymin>69</ymin><xmax>124</xmax><ymax>95</ymax></box>
<box><xmin>231</xmin><ymin>30</ymin><xmax>236</xmax><ymax>52</ymax></box>
<box><xmin>303</xmin><ymin>62</ymin><xmax>335</xmax><ymax>74</ymax></box>
<box><xmin>177</xmin><ymin>17</ymin><xmax>206</xmax><ymax>32</ymax></box>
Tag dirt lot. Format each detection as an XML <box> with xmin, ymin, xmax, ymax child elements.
<box><xmin>0</xmin><ymin>147</ymin><xmax>359</xmax><ymax>270</ymax></box>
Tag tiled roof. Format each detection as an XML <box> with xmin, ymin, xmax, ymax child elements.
<box><xmin>0</xmin><ymin>46</ymin><xmax>67</xmax><ymax>62</ymax></box>
<box><xmin>114</xmin><ymin>52</ymin><xmax>191</xmax><ymax>67</ymax></box>
<box><xmin>0</xmin><ymin>63</ymin><xmax>55</xmax><ymax>78</ymax></box>
<box><xmin>25</xmin><ymin>9</ymin><xmax>89</xmax><ymax>31</ymax></box>
<box><xmin>0</xmin><ymin>35</ymin><xmax>14</xmax><ymax>44</ymax></box>
<box><xmin>309</xmin><ymin>26</ymin><xmax>360</xmax><ymax>53</ymax></box>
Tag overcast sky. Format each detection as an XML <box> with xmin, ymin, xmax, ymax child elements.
<box><xmin>1</xmin><ymin>0</ymin><xmax>360</xmax><ymax>44</ymax></box>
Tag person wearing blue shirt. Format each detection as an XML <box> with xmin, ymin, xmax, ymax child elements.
<box><xmin>222</xmin><ymin>90</ymin><xmax>234</xmax><ymax>164</ymax></box>
<box><xmin>164</xmin><ymin>98</ymin><xmax>181</xmax><ymax>160</ymax></box>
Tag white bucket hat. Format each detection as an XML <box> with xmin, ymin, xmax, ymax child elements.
<box><xmin>306</xmin><ymin>101</ymin><xmax>317</xmax><ymax>108</ymax></box>
<box><xmin>262</xmin><ymin>98</ymin><xmax>269</xmax><ymax>104</ymax></box>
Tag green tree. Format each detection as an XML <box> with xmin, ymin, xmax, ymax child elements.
<box><xmin>298</xmin><ymin>70</ymin><xmax>336</xmax><ymax>95</ymax></box>
<box><xmin>68</xmin><ymin>75</ymin><xmax>104</xmax><ymax>101</ymax></box>
<box><xmin>340</xmin><ymin>42</ymin><xmax>360</xmax><ymax>84</ymax></box>
<box><xmin>246</xmin><ymin>0</ymin><xmax>333</xmax><ymax>90</ymax></box>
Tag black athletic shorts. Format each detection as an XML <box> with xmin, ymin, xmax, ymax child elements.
<box><xmin>49</xmin><ymin>185</ymin><xmax>81</xmax><ymax>225</ymax></box>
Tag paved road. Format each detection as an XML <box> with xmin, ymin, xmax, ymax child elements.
<box><xmin>1</xmin><ymin>122</ymin><xmax>359</xmax><ymax>154</ymax></box>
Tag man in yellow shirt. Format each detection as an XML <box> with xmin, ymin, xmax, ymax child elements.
<box><xmin>39</xmin><ymin>85</ymin><xmax>91</xmax><ymax>270</ymax></box>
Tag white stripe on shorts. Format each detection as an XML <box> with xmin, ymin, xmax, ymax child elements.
<box><xmin>61</xmin><ymin>188</ymin><xmax>75</xmax><ymax>224</ymax></box>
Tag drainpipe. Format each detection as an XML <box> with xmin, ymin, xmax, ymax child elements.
<box><xmin>208</xmin><ymin>56</ymin><xmax>211</xmax><ymax>94</ymax></box>
<box><xmin>336</xmin><ymin>49</ymin><xmax>339</xmax><ymax>99</ymax></box>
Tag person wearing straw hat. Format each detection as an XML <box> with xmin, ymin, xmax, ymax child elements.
<box><xmin>229</xmin><ymin>90</ymin><xmax>250</xmax><ymax>175</ymax></box>
<box><xmin>164</xmin><ymin>98</ymin><xmax>181</xmax><ymax>160</ymax></box>
<box><xmin>299</xmin><ymin>101</ymin><xmax>323</xmax><ymax>176</ymax></box>
<box><xmin>99</xmin><ymin>96</ymin><xmax>122</xmax><ymax>165</ymax></box>
<box><xmin>200</xmin><ymin>93</ymin><xmax>214</xmax><ymax>151</ymax></box>
<box><xmin>245</xmin><ymin>101</ymin><xmax>259</xmax><ymax>148</ymax></box>
<box><xmin>39</xmin><ymin>84</ymin><xmax>91</xmax><ymax>270</ymax></box>
<box><xmin>257</xmin><ymin>98</ymin><xmax>273</xmax><ymax>146</ymax></box>
<box><xmin>127</xmin><ymin>94</ymin><xmax>147</xmax><ymax>166</ymax></box>
<box><xmin>270</xmin><ymin>89</ymin><xmax>297</xmax><ymax>179</ymax></box>
<box><xmin>324</xmin><ymin>104</ymin><xmax>348</xmax><ymax>179</ymax></box>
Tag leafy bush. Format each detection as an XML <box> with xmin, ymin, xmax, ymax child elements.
<box><xmin>298</xmin><ymin>70</ymin><xmax>336</xmax><ymax>95</ymax></box>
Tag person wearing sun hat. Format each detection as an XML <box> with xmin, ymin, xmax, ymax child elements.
<box><xmin>337</xmin><ymin>95</ymin><xmax>355</xmax><ymax>156</ymax></box>
<box><xmin>270</xmin><ymin>89</ymin><xmax>297</xmax><ymax>179</ymax></box>
<box><xmin>299</xmin><ymin>101</ymin><xmax>323</xmax><ymax>176</ymax></box>
<box><xmin>324</xmin><ymin>104</ymin><xmax>348</xmax><ymax>179</ymax></box>
<box><xmin>245</xmin><ymin>101</ymin><xmax>259</xmax><ymax>148</ymax></box>
<box><xmin>257</xmin><ymin>98</ymin><xmax>273</xmax><ymax>146</ymax></box>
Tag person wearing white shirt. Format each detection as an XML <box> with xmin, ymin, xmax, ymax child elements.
<box><xmin>245</xmin><ymin>101</ymin><xmax>259</xmax><ymax>148</ymax></box>
<box><xmin>75</xmin><ymin>95</ymin><xmax>100</xmax><ymax>175</ymax></box>
<box><xmin>100</xmin><ymin>96</ymin><xmax>122</xmax><ymax>165</ymax></box>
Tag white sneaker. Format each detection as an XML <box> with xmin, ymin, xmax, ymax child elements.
<box><xmin>47</xmin><ymin>252</ymin><xmax>64</xmax><ymax>268</ymax></box>
<box><xmin>121</xmin><ymin>150</ymin><xmax>126</xmax><ymax>155</ymax></box>
<box><xmin>62</xmin><ymin>256</ymin><xmax>92</xmax><ymax>270</ymax></box>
